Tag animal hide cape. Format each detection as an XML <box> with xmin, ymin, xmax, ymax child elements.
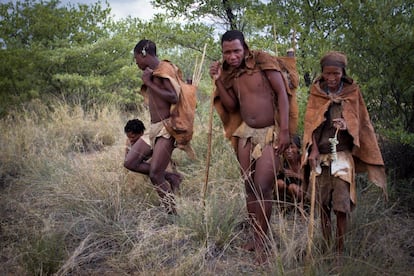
<box><xmin>143</xmin><ymin>60</ymin><xmax>197</xmax><ymax>159</ymax></box>
<box><xmin>213</xmin><ymin>50</ymin><xmax>299</xmax><ymax>151</ymax></box>
<box><xmin>302</xmin><ymin>76</ymin><xmax>387</xmax><ymax>199</ymax></box>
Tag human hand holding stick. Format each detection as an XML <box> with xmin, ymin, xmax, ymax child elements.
<box><xmin>209</xmin><ymin>61</ymin><xmax>222</xmax><ymax>81</ymax></box>
<box><xmin>203</xmin><ymin>59</ymin><xmax>221</xmax><ymax>206</ymax></box>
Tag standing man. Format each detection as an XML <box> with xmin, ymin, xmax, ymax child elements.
<box><xmin>302</xmin><ymin>51</ymin><xmax>387</xmax><ymax>255</ymax></box>
<box><xmin>209</xmin><ymin>30</ymin><xmax>292</xmax><ymax>264</ymax></box>
<box><xmin>124</xmin><ymin>40</ymin><xmax>182</xmax><ymax>214</ymax></box>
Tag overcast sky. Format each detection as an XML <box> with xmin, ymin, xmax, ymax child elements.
<box><xmin>62</xmin><ymin>0</ymin><xmax>164</xmax><ymax>20</ymax></box>
<box><xmin>4</xmin><ymin>0</ymin><xmax>163</xmax><ymax>21</ymax></box>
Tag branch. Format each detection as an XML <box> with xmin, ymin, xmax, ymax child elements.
<box><xmin>222</xmin><ymin>0</ymin><xmax>236</xmax><ymax>30</ymax></box>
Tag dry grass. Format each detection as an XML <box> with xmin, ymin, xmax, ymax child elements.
<box><xmin>0</xmin><ymin>99</ymin><xmax>413</xmax><ymax>275</ymax></box>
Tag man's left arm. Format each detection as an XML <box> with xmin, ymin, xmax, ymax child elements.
<box><xmin>264</xmin><ymin>70</ymin><xmax>290</xmax><ymax>154</ymax></box>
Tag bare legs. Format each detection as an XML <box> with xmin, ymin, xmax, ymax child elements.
<box><xmin>276</xmin><ymin>180</ymin><xmax>303</xmax><ymax>202</ymax></box>
<box><xmin>149</xmin><ymin>137</ymin><xmax>177</xmax><ymax>213</ymax></box>
<box><xmin>320</xmin><ymin>205</ymin><xmax>347</xmax><ymax>254</ymax></box>
<box><xmin>238</xmin><ymin>141</ymin><xmax>279</xmax><ymax>264</ymax></box>
<box><xmin>287</xmin><ymin>184</ymin><xmax>303</xmax><ymax>202</ymax></box>
<box><xmin>124</xmin><ymin>138</ymin><xmax>152</xmax><ymax>174</ymax></box>
<box><xmin>124</xmin><ymin>136</ymin><xmax>180</xmax><ymax>214</ymax></box>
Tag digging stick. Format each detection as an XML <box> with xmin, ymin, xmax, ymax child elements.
<box><xmin>306</xmin><ymin>169</ymin><xmax>317</xmax><ymax>261</ymax></box>
<box><xmin>202</xmin><ymin>84</ymin><xmax>215</xmax><ymax>206</ymax></box>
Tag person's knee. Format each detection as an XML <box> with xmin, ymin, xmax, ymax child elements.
<box><xmin>124</xmin><ymin>154</ymin><xmax>146</xmax><ymax>171</ymax></box>
<box><xmin>124</xmin><ymin>159</ymin><xmax>134</xmax><ymax>170</ymax></box>
<box><xmin>261</xmin><ymin>183</ymin><xmax>274</xmax><ymax>199</ymax></box>
<box><xmin>288</xmin><ymin>184</ymin><xmax>298</xmax><ymax>195</ymax></box>
<box><xmin>276</xmin><ymin>179</ymin><xmax>285</xmax><ymax>189</ymax></box>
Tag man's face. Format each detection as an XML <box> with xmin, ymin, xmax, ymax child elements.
<box><xmin>222</xmin><ymin>39</ymin><xmax>245</xmax><ymax>68</ymax></box>
<box><xmin>134</xmin><ymin>53</ymin><xmax>147</xmax><ymax>70</ymax></box>
<box><xmin>322</xmin><ymin>66</ymin><xmax>343</xmax><ymax>91</ymax></box>
<box><xmin>126</xmin><ymin>131</ymin><xmax>142</xmax><ymax>145</ymax></box>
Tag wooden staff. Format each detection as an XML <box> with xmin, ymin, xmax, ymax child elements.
<box><xmin>192</xmin><ymin>44</ymin><xmax>207</xmax><ymax>86</ymax></box>
<box><xmin>291</xmin><ymin>29</ymin><xmax>296</xmax><ymax>50</ymax></box>
<box><xmin>202</xmin><ymin>82</ymin><xmax>215</xmax><ymax>206</ymax></box>
<box><xmin>273</xmin><ymin>24</ymin><xmax>278</xmax><ymax>56</ymax></box>
<box><xmin>306</xmin><ymin>169</ymin><xmax>317</xmax><ymax>261</ymax></box>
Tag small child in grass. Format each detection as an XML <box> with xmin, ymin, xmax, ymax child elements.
<box><xmin>123</xmin><ymin>118</ymin><xmax>182</xmax><ymax>196</ymax></box>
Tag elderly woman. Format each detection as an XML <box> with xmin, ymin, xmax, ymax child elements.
<box><xmin>302</xmin><ymin>51</ymin><xmax>387</xmax><ymax>255</ymax></box>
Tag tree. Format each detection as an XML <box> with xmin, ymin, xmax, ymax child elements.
<box><xmin>0</xmin><ymin>0</ymin><xmax>113</xmax><ymax>113</ymax></box>
<box><xmin>290</xmin><ymin>1</ymin><xmax>414</xmax><ymax>141</ymax></box>
<box><xmin>152</xmin><ymin>0</ymin><xmax>273</xmax><ymax>32</ymax></box>
<box><xmin>0</xmin><ymin>0</ymin><xmax>219</xmax><ymax>113</ymax></box>
<box><xmin>1</xmin><ymin>0</ymin><xmax>412</xmax><ymax>146</ymax></box>
<box><xmin>153</xmin><ymin>0</ymin><xmax>414</xmax><ymax>141</ymax></box>
<box><xmin>338</xmin><ymin>1</ymin><xmax>414</xmax><ymax>136</ymax></box>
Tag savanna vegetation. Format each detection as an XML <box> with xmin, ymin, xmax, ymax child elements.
<box><xmin>0</xmin><ymin>0</ymin><xmax>413</xmax><ymax>275</ymax></box>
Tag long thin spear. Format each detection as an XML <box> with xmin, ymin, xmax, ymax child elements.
<box><xmin>273</xmin><ymin>24</ymin><xmax>278</xmax><ymax>56</ymax></box>
<box><xmin>291</xmin><ymin>29</ymin><xmax>296</xmax><ymax>50</ymax></box>
<box><xmin>192</xmin><ymin>55</ymin><xmax>199</xmax><ymax>83</ymax></box>
<box><xmin>202</xmin><ymin>82</ymin><xmax>215</xmax><ymax>206</ymax></box>
<box><xmin>306</xmin><ymin>169</ymin><xmax>317</xmax><ymax>262</ymax></box>
<box><xmin>192</xmin><ymin>44</ymin><xmax>207</xmax><ymax>86</ymax></box>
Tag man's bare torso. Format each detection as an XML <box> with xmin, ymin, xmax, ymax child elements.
<box><xmin>233</xmin><ymin>70</ymin><xmax>275</xmax><ymax>128</ymax></box>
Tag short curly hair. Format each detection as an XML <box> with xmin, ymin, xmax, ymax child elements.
<box><xmin>124</xmin><ymin>119</ymin><xmax>145</xmax><ymax>134</ymax></box>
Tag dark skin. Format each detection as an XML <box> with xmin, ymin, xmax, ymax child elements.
<box><xmin>308</xmin><ymin>65</ymin><xmax>348</xmax><ymax>254</ymax></box>
<box><xmin>124</xmin><ymin>130</ymin><xmax>181</xmax><ymax>194</ymax></box>
<box><xmin>125</xmin><ymin>131</ymin><xmax>142</xmax><ymax>156</ymax></box>
<box><xmin>210</xmin><ymin>39</ymin><xmax>290</xmax><ymax>264</ymax></box>
<box><xmin>276</xmin><ymin>142</ymin><xmax>303</xmax><ymax>202</ymax></box>
<box><xmin>124</xmin><ymin>50</ymin><xmax>181</xmax><ymax>211</ymax></box>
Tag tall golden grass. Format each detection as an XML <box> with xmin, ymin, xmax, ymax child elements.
<box><xmin>0</xmin><ymin>99</ymin><xmax>413</xmax><ymax>275</ymax></box>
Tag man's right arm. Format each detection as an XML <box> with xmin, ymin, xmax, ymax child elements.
<box><xmin>214</xmin><ymin>79</ymin><xmax>238</xmax><ymax>112</ymax></box>
<box><xmin>209</xmin><ymin>61</ymin><xmax>238</xmax><ymax>112</ymax></box>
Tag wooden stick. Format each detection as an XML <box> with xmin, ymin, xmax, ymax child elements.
<box><xmin>197</xmin><ymin>44</ymin><xmax>207</xmax><ymax>85</ymax></box>
<box><xmin>291</xmin><ymin>29</ymin><xmax>296</xmax><ymax>50</ymax></box>
<box><xmin>306</xmin><ymin>169</ymin><xmax>317</xmax><ymax>261</ymax></box>
<box><xmin>192</xmin><ymin>44</ymin><xmax>207</xmax><ymax>87</ymax></box>
<box><xmin>202</xmin><ymin>83</ymin><xmax>215</xmax><ymax>206</ymax></box>
<box><xmin>273</xmin><ymin>24</ymin><xmax>278</xmax><ymax>56</ymax></box>
<box><xmin>192</xmin><ymin>55</ymin><xmax>199</xmax><ymax>84</ymax></box>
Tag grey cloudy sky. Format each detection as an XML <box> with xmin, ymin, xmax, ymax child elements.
<box><xmin>4</xmin><ymin>0</ymin><xmax>163</xmax><ymax>21</ymax></box>
<box><xmin>110</xmin><ymin>0</ymin><xmax>162</xmax><ymax>20</ymax></box>
<box><xmin>61</xmin><ymin>0</ymin><xmax>163</xmax><ymax>20</ymax></box>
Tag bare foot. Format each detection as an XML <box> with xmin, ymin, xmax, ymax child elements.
<box><xmin>165</xmin><ymin>172</ymin><xmax>182</xmax><ymax>195</ymax></box>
